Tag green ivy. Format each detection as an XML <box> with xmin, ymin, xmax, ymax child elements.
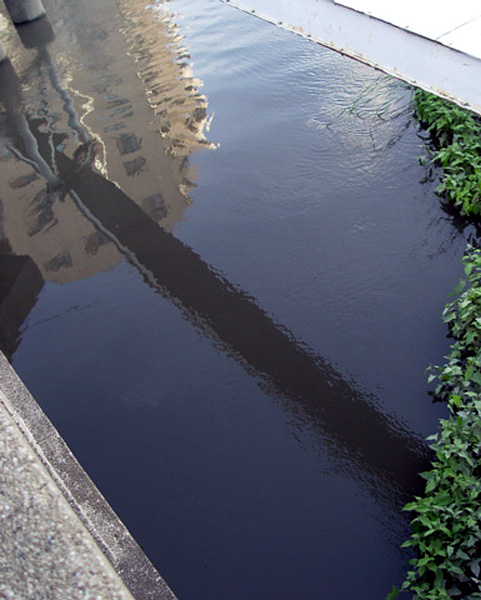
<box><xmin>390</xmin><ymin>248</ymin><xmax>481</xmax><ymax>600</ymax></box>
<box><xmin>414</xmin><ymin>89</ymin><xmax>481</xmax><ymax>216</ymax></box>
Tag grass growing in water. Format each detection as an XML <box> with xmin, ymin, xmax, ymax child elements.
<box><xmin>414</xmin><ymin>89</ymin><xmax>481</xmax><ymax>216</ymax></box>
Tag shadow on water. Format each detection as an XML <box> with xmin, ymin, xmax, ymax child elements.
<box><xmin>0</xmin><ymin>11</ymin><xmax>430</xmax><ymax>521</ymax></box>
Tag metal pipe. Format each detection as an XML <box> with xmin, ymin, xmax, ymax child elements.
<box><xmin>3</xmin><ymin>0</ymin><xmax>45</xmax><ymax>24</ymax></box>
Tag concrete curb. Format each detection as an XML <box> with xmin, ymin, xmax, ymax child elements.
<box><xmin>0</xmin><ymin>352</ymin><xmax>178</xmax><ymax>600</ymax></box>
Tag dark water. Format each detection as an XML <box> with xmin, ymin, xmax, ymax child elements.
<box><xmin>0</xmin><ymin>0</ymin><xmax>475</xmax><ymax>598</ymax></box>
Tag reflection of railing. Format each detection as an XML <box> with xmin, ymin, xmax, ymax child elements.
<box><xmin>0</xmin><ymin>9</ymin><xmax>429</xmax><ymax>512</ymax></box>
<box><xmin>10</xmin><ymin>0</ymin><xmax>215</xmax><ymax>233</ymax></box>
<box><xmin>0</xmin><ymin>12</ymin><xmax>74</xmax><ymax>186</ymax></box>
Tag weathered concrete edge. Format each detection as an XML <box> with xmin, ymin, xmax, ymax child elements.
<box><xmin>0</xmin><ymin>352</ymin><xmax>178</xmax><ymax>600</ymax></box>
<box><xmin>221</xmin><ymin>0</ymin><xmax>481</xmax><ymax>117</ymax></box>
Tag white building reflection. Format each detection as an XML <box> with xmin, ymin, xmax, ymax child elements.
<box><xmin>0</xmin><ymin>0</ymin><xmax>215</xmax><ymax>284</ymax></box>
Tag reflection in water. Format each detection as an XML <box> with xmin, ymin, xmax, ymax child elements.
<box><xmin>0</xmin><ymin>18</ymin><xmax>428</xmax><ymax>513</ymax></box>
<box><xmin>0</xmin><ymin>4</ymin><xmax>429</xmax><ymax>507</ymax></box>
<box><xmin>118</xmin><ymin>0</ymin><xmax>216</xmax><ymax>157</ymax></box>
<box><xmin>0</xmin><ymin>0</ymin><xmax>439</xmax><ymax>594</ymax></box>
<box><xmin>0</xmin><ymin>252</ymin><xmax>43</xmax><ymax>359</ymax></box>
<box><xmin>0</xmin><ymin>0</ymin><xmax>216</xmax><ymax>288</ymax></box>
<box><xmin>41</xmin><ymin>121</ymin><xmax>428</xmax><ymax>509</ymax></box>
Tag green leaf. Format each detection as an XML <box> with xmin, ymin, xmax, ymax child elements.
<box><xmin>385</xmin><ymin>585</ymin><xmax>399</xmax><ymax>600</ymax></box>
<box><xmin>450</xmin><ymin>394</ymin><xmax>461</xmax><ymax>408</ymax></box>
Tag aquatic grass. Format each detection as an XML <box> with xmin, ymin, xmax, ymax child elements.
<box><xmin>389</xmin><ymin>247</ymin><xmax>481</xmax><ymax>600</ymax></box>
<box><xmin>414</xmin><ymin>89</ymin><xmax>481</xmax><ymax>217</ymax></box>
<box><xmin>307</xmin><ymin>74</ymin><xmax>412</xmax><ymax>152</ymax></box>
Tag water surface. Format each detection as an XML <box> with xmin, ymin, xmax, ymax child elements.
<box><xmin>0</xmin><ymin>0</ymin><xmax>475</xmax><ymax>598</ymax></box>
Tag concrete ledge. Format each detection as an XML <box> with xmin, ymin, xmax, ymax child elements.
<box><xmin>0</xmin><ymin>352</ymin><xmax>178</xmax><ymax>600</ymax></box>
<box><xmin>222</xmin><ymin>0</ymin><xmax>481</xmax><ymax>116</ymax></box>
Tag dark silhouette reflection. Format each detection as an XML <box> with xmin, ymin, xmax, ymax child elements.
<box><xmin>32</xmin><ymin>117</ymin><xmax>429</xmax><ymax>508</ymax></box>
<box><xmin>0</xmin><ymin>59</ymin><xmax>45</xmax><ymax>359</ymax></box>
<box><xmin>0</xmin><ymin>12</ymin><xmax>430</xmax><ymax>513</ymax></box>
<box><xmin>0</xmin><ymin>253</ymin><xmax>43</xmax><ymax>359</ymax></box>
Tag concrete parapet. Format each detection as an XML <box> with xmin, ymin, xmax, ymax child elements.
<box><xmin>0</xmin><ymin>353</ymin><xmax>178</xmax><ymax>600</ymax></box>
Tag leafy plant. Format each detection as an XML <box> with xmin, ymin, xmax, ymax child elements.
<box><xmin>391</xmin><ymin>247</ymin><xmax>481</xmax><ymax>599</ymax></box>
<box><xmin>414</xmin><ymin>89</ymin><xmax>481</xmax><ymax>216</ymax></box>
<box><xmin>390</xmin><ymin>92</ymin><xmax>481</xmax><ymax>600</ymax></box>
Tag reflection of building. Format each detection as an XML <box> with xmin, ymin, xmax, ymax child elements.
<box><xmin>0</xmin><ymin>0</ymin><xmax>215</xmax><ymax>284</ymax></box>
<box><xmin>0</xmin><ymin>1</ymin><xmax>429</xmax><ymax>508</ymax></box>
<box><xmin>117</xmin><ymin>0</ymin><xmax>215</xmax><ymax>159</ymax></box>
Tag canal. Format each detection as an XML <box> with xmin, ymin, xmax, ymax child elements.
<box><xmin>0</xmin><ymin>0</ymin><xmax>475</xmax><ymax>598</ymax></box>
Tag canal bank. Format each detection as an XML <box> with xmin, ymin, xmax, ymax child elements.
<box><xmin>0</xmin><ymin>352</ymin><xmax>177</xmax><ymax>600</ymax></box>
<box><xmin>0</xmin><ymin>0</ymin><xmax>476</xmax><ymax>598</ymax></box>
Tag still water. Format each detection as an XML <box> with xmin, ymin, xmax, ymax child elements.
<box><xmin>0</xmin><ymin>0</ymin><xmax>475</xmax><ymax>598</ymax></box>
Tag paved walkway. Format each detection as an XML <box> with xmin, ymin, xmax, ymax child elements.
<box><xmin>0</xmin><ymin>354</ymin><xmax>177</xmax><ymax>600</ymax></box>
<box><xmin>337</xmin><ymin>0</ymin><xmax>481</xmax><ymax>59</ymax></box>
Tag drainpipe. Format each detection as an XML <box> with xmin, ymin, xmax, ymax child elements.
<box><xmin>3</xmin><ymin>0</ymin><xmax>46</xmax><ymax>24</ymax></box>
